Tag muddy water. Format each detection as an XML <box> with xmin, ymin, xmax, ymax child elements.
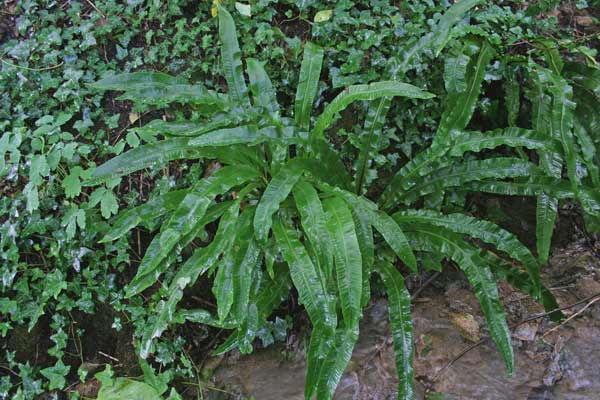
<box><xmin>209</xmin><ymin>240</ymin><xmax>600</xmax><ymax>400</ymax></box>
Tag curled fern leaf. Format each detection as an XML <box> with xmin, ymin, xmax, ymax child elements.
<box><xmin>406</xmin><ymin>225</ymin><xmax>514</xmax><ymax>375</ymax></box>
<box><xmin>312</xmin><ymin>81</ymin><xmax>434</xmax><ymax>140</ymax></box>
<box><xmin>394</xmin><ymin>210</ymin><xmax>541</xmax><ymax>296</ymax></box>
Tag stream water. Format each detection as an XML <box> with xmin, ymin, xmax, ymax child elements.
<box><xmin>206</xmin><ymin>240</ymin><xmax>600</xmax><ymax>400</ymax></box>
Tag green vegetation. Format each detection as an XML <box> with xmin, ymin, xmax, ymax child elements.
<box><xmin>1</xmin><ymin>0</ymin><xmax>599</xmax><ymax>399</ymax></box>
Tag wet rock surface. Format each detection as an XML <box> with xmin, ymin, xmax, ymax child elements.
<box><xmin>210</xmin><ymin>240</ymin><xmax>600</xmax><ymax>399</ymax></box>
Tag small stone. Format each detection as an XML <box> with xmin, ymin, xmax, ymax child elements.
<box><xmin>450</xmin><ymin>312</ymin><xmax>481</xmax><ymax>342</ymax></box>
<box><xmin>576</xmin><ymin>16</ymin><xmax>594</xmax><ymax>27</ymax></box>
<box><xmin>513</xmin><ymin>321</ymin><xmax>539</xmax><ymax>341</ymax></box>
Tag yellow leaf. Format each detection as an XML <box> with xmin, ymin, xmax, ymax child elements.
<box><xmin>128</xmin><ymin>112</ymin><xmax>139</xmax><ymax>124</ymax></box>
<box><xmin>211</xmin><ymin>0</ymin><xmax>223</xmax><ymax>17</ymax></box>
<box><xmin>314</xmin><ymin>9</ymin><xmax>333</xmax><ymax>23</ymax></box>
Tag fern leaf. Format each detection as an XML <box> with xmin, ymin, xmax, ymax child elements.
<box><xmin>130</xmin><ymin>116</ymin><xmax>238</xmax><ymax>137</ymax></box>
<box><xmin>125</xmin><ymin>166</ymin><xmax>259</xmax><ymax>297</ymax></box>
<box><xmin>444</xmin><ymin>53</ymin><xmax>470</xmax><ymax>94</ymax></box>
<box><xmin>254</xmin><ymin>162</ymin><xmax>303</xmax><ymax>243</ymax></box>
<box><xmin>92</xmin><ymin>72</ymin><xmax>226</xmax><ymax>107</ymax></box>
<box><xmin>396</xmin><ymin>0</ymin><xmax>483</xmax><ymax>75</ymax></box>
<box><xmin>314</xmin><ymin>327</ymin><xmax>359</xmax><ymax>400</ymax></box>
<box><xmin>295</xmin><ymin>42</ymin><xmax>324</xmax><ymax>130</ymax></box>
<box><xmin>213</xmin><ymin>207</ymin><xmax>256</xmax><ymax>323</ymax></box>
<box><xmin>400</xmin><ymin>158</ymin><xmax>542</xmax><ymax>205</ymax></box>
<box><xmin>355</xmin><ymin>97</ymin><xmax>392</xmax><ymax>194</ymax></box>
<box><xmin>305</xmin><ymin>324</ymin><xmax>336</xmax><ymax>399</ymax></box>
<box><xmin>138</xmin><ymin>199</ymin><xmax>242</xmax><ymax>358</ymax></box>
<box><xmin>376</xmin><ymin>261</ymin><xmax>414</xmax><ymax>400</ymax></box>
<box><xmin>406</xmin><ymin>226</ymin><xmax>514</xmax><ymax>375</ymax></box>
<box><xmin>218</xmin><ymin>5</ymin><xmax>249</xmax><ymax>106</ymax></box>
<box><xmin>462</xmin><ymin>177</ymin><xmax>574</xmax><ymax>198</ymax></box>
<box><xmin>92</xmin><ymin>71</ymin><xmax>185</xmax><ymax>89</ymax></box>
<box><xmin>370</xmin><ymin>211</ymin><xmax>417</xmax><ymax>272</ymax></box>
<box><xmin>350</xmin><ymin>208</ymin><xmax>374</xmax><ymax>308</ymax></box>
<box><xmin>380</xmin><ymin>145</ymin><xmax>448</xmax><ymax>210</ymax></box>
<box><xmin>189</xmin><ymin>125</ymin><xmax>299</xmax><ymax>147</ymax></box>
<box><xmin>394</xmin><ymin>210</ymin><xmax>541</xmax><ymax>296</ymax></box>
<box><xmin>246</xmin><ymin>58</ymin><xmax>279</xmax><ymax>113</ymax></box>
<box><xmin>100</xmin><ymin>189</ymin><xmax>189</xmax><ymax>242</ymax></box>
<box><xmin>292</xmin><ymin>179</ymin><xmax>334</xmax><ymax>280</ymax></box>
<box><xmin>87</xmin><ymin>138</ymin><xmax>209</xmax><ymax>185</ymax></box>
<box><xmin>536</xmin><ymin>193</ymin><xmax>558</xmax><ymax>266</ymax></box>
<box><xmin>437</xmin><ymin>40</ymin><xmax>495</xmax><ymax>138</ymax></box>
<box><xmin>448</xmin><ymin>128</ymin><xmax>558</xmax><ymax>157</ymax></box>
<box><xmin>324</xmin><ymin>197</ymin><xmax>363</xmax><ymax>328</ymax></box>
<box><xmin>312</xmin><ymin>81</ymin><xmax>434</xmax><ymax>141</ymax></box>
<box><xmin>573</xmin><ymin>119</ymin><xmax>599</xmax><ymax>187</ymax></box>
<box><xmin>273</xmin><ymin>218</ymin><xmax>334</xmax><ymax>329</ymax></box>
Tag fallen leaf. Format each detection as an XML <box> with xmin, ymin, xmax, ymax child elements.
<box><xmin>314</xmin><ymin>9</ymin><xmax>333</xmax><ymax>23</ymax></box>
<box><xmin>128</xmin><ymin>112</ymin><xmax>139</xmax><ymax>124</ymax></box>
<box><xmin>235</xmin><ymin>2</ymin><xmax>251</xmax><ymax>17</ymax></box>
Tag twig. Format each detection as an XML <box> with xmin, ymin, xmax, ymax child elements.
<box><xmin>411</xmin><ymin>272</ymin><xmax>441</xmax><ymax>301</ymax></box>
<box><xmin>85</xmin><ymin>0</ymin><xmax>106</xmax><ymax>18</ymax></box>
<box><xmin>0</xmin><ymin>365</ymin><xmax>18</xmax><ymax>377</ymax></box>
<box><xmin>432</xmin><ymin>291</ymin><xmax>600</xmax><ymax>382</ymax></box>
<box><xmin>542</xmin><ymin>297</ymin><xmax>600</xmax><ymax>338</ymax></box>
<box><xmin>0</xmin><ymin>57</ymin><xmax>64</xmax><ymax>71</ymax></box>
<box><xmin>98</xmin><ymin>351</ymin><xmax>120</xmax><ymax>363</ymax></box>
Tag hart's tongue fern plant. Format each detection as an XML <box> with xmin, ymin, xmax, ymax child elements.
<box><xmin>88</xmin><ymin>2</ymin><xmax>599</xmax><ymax>398</ymax></box>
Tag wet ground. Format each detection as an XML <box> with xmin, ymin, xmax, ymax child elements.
<box><xmin>206</xmin><ymin>239</ymin><xmax>600</xmax><ymax>400</ymax></box>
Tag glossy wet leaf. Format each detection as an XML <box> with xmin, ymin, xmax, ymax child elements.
<box><xmin>324</xmin><ymin>197</ymin><xmax>363</xmax><ymax>328</ymax></box>
<box><xmin>292</xmin><ymin>179</ymin><xmax>333</xmax><ymax>279</ymax></box>
<box><xmin>273</xmin><ymin>218</ymin><xmax>333</xmax><ymax>328</ymax></box>
<box><xmin>218</xmin><ymin>5</ymin><xmax>249</xmax><ymax>106</ymax></box>
<box><xmin>125</xmin><ymin>166</ymin><xmax>259</xmax><ymax>297</ymax></box>
<box><xmin>254</xmin><ymin>162</ymin><xmax>303</xmax><ymax>243</ymax></box>
<box><xmin>406</xmin><ymin>226</ymin><xmax>514</xmax><ymax>375</ymax></box>
<box><xmin>394</xmin><ymin>210</ymin><xmax>541</xmax><ymax>296</ymax></box>
<box><xmin>295</xmin><ymin>42</ymin><xmax>324</xmax><ymax>130</ymax></box>
<box><xmin>377</xmin><ymin>261</ymin><xmax>414</xmax><ymax>400</ymax></box>
<box><xmin>312</xmin><ymin>81</ymin><xmax>434</xmax><ymax>140</ymax></box>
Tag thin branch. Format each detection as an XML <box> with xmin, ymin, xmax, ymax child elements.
<box><xmin>432</xmin><ymin>291</ymin><xmax>600</xmax><ymax>382</ymax></box>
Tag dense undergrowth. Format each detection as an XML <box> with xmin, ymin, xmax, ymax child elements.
<box><xmin>1</xmin><ymin>0</ymin><xmax>599</xmax><ymax>399</ymax></box>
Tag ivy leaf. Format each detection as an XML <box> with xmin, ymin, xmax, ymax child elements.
<box><xmin>24</xmin><ymin>182</ymin><xmax>39</xmax><ymax>213</ymax></box>
<box><xmin>97</xmin><ymin>378</ymin><xmax>161</xmax><ymax>400</ymax></box>
<box><xmin>40</xmin><ymin>361</ymin><xmax>70</xmax><ymax>390</ymax></box>
<box><xmin>235</xmin><ymin>2</ymin><xmax>251</xmax><ymax>16</ymax></box>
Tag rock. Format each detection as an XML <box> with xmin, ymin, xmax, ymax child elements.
<box><xmin>513</xmin><ymin>321</ymin><xmax>539</xmax><ymax>342</ymax></box>
<box><xmin>575</xmin><ymin>16</ymin><xmax>594</xmax><ymax>27</ymax></box>
<box><xmin>450</xmin><ymin>312</ymin><xmax>481</xmax><ymax>342</ymax></box>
